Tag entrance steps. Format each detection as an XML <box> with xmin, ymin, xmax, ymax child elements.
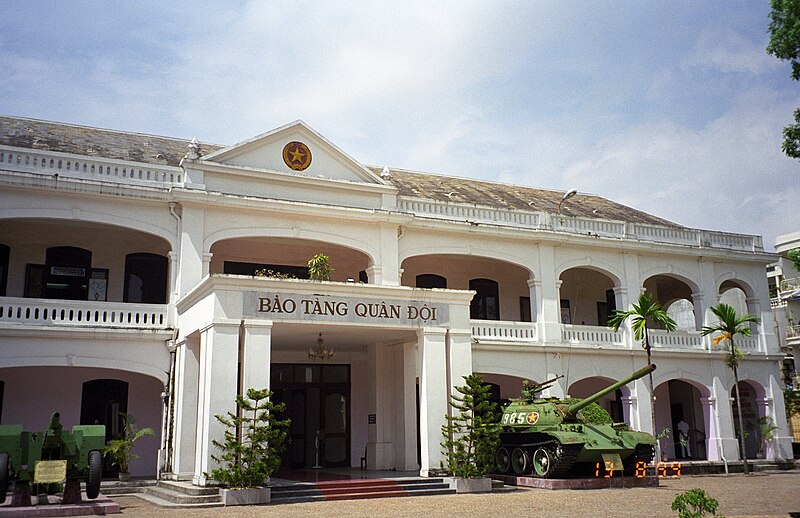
<box><xmin>102</xmin><ymin>480</ymin><xmax>223</xmax><ymax>508</ymax></box>
<box><xmin>271</xmin><ymin>478</ymin><xmax>456</xmax><ymax>504</ymax></box>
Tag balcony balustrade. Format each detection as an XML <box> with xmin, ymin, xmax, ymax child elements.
<box><xmin>649</xmin><ymin>329</ymin><xmax>705</xmax><ymax>350</ymax></box>
<box><xmin>0</xmin><ymin>146</ymin><xmax>182</xmax><ymax>187</ymax></box>
<box><xmin>471</xmin><ymin>320</ymin><xmax>537</xmax><ymax>342</ymax></box>
<box><xmin>0</xmin><ymin>297</ymin><xmax>170</xmax><ymax>330</ymax></box>
<box><xmin>562</xmin><ymin>324</ymin><xmax>624</xmax><ymax>346</ymax></box>
<box><xmin>397</xmin><ymin>197</ymin><xmax>763</xmax><ymax>252</ymax></box>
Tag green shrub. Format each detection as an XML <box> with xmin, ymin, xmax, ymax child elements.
<box><xmin>563</xmin><ymin>399</ymin><xmax>613</xmax><ymax>424</ymax></box>
<box><xmin>671</xmin><ymin>488</ymin><xmax>724</xmax><ymax>518</ymax></box>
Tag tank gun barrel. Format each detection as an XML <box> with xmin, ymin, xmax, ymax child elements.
<box><xmin>566</xmin><ymin>364</ymin><xmax>656</xmax><ymax>417</ymax></box>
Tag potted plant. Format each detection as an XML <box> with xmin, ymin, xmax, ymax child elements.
<box><xmin>209</xmin><ymin>388</ymin><xmax>289</xmax><ymax>506</ymax></box>
<box><xmin>102</xmin><ymin>413</ymin><xmax>155</xmax><ymax>481</ymax></box>
<box><xmin>756</xmin><ymin>416</ymin><xmax>778</xmax><ymax>458</ymax></box>
<box><xmin>441</xmin><ymin>373</ymin><xmax>500</xmax><ymax>493</ymax></box>
<box><xmin>307</xmin><ymin>253</ymin><xmax>334</xmax><ymax>281</ymax></box>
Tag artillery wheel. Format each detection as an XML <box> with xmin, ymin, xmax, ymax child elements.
<box><xmin>532</xmin><ymin>448</ymin><xmax>555</xmax><ymax>478</ymax></box>
<box><xmin>86</xmin><ymin>450</ymin><xmax>102</xmax><ymax>499</ymax></box>
<box><xmin>495</xmin><ymin>447</ymin><xmax>511</xmax><ymax>474</ymax></box>
<box><xmin>510</xmin><ymin>448</ymin><xmax>530</xmax><ymax>475</ymax></box>
<box><xmin>0</xmin><ymin>452</ymin><xmax>8</xmax><ymax>501</ymax></box>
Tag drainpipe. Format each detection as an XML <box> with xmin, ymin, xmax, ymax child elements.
<box><xmin>160</xmin><ymin>337</ymin><xmax>178</xmax><ymax>479</ymax></box>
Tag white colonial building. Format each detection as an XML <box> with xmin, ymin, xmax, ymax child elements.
<box><xmin>0</xmin><ymin>115</ymin><xmax>792</xmax><ymax>482</ymax></box>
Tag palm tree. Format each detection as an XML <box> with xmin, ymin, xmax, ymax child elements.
<box><xmin>701</xmin><ymin>303</ymin><xmax>760</xmax><ymax>475</ymax></box>
<box><xmin>608</xmin><ymin>292</ymin><xmax>676</xmax><ymax>460</ymax></box>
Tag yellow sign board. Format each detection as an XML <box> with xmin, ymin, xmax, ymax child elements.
<box><xmin>34</xmin><ymin>460</ymin><xmax>67</xmax><ymax>484</ymax></box>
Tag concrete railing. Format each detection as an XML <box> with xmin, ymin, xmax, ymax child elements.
<box><xmin>562</xmin><ymin>324</ymin><xmax>624</xmax><ymax>345</ymax></box>
<box><xmin>0</xmin><ymin>146</ymin><xmax>182</xmax><ymax>187</ymax></box>
<box><xmin>471</xmin><ymin>320</ymin><xmax>538</xmax><ymax>342</ymax></box>
<box><xmin>398</xmin><ymin>197</ymin><xmax>763</xmax><ymax>252</ymax></box>
<box><xmin>0</xmin><ymin>297</ymin><xmax>170</xmax><ymax>329</ymax></box>
<box><xmin>650</xmin><ymin>329</ymin><xmax>705</xmax><ymax>350</ymax></box>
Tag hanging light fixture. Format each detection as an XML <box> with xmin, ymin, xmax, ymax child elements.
<box><xmin>307</xmin><ymin>332</ymin><xmax>335</xmax><ymax>361</ymax></box>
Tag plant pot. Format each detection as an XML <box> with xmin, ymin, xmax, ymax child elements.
<box><xmin>219</xmin><ymin>486</ymin><xmax>271</xmax><ymax>506</ymax></box>
<box><xmin>443</xmin><ymin>477</ymin><xmax>492</xmax><ymax>493</ymax></box>
<box><xmin>118</xmin><ymin>472</ymin><xmax>131</xmax><ymax>482</ymax></box>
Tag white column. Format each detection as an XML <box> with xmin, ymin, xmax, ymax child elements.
<box><xmin>712</xmin><ymin>376</ymin><xmax>740</xmax><ymax>461</ymax></box>
<box><xmin>447</xmin><ymin>329</ymin><xmax>473</xmax><ymax>394</ymax></box>
<box><xmin>395</xmin><ymin>341</ymin><xmax>419</xmax><ymax>471</ymax></box>
<box><xmin>701</xmin><ymin>397</ymin><xmax>719</xmax><ymax>461</ymax></box>
<box><xmin>767</xmin><ymin>374</ymin><xmax>793</xmax><ymax>460</ymax></box>
<box><xmin>193</xmin><ymin>320</ymin><xmax>240</xmax><ymax>486</ymax></box>
<box><xmin>633</xmin><ymin>378</ymin><xmax>653</xmax><ymax>434</ymax></box>
<box><xmin>537</xmin><ymin>244</ymin><xmax>562</xmax><ymax>343</ymax></box>
<box><xmin>371</xmin><ymin>223</ymin><xmax>400</xmax><ymax>286</ymax></box>
<box><xmin>367</xmin><ymin>343</ymin><xmax>396</xmax><ymax>469</ymax></box>
<box><xmin>176</xmin><ymin>204</ymin><xmax>206</xmax><ymax>298</ymax></box>
<box><xmin>620</xmin><ymin>395</ymin><xmax>637</xmax><ymax>428</ymax></box>
<box><xmin>170</xmin><ymin>337</ymin><xmax>199</xmax><ymax>480</ymax></box>
<box><xmin>527</xmin><ymin>278</ymin><xmax>540</xmax><ymax>324</ymax></box>
<box><xmin>243</xmin><ymin>320</ymin><xmax>272</xmax><ymax>392</ymax></box>
<box><xmin>417</xmin><ymin>327</ymin><xmax>448</xmax><ymax>476</ymax></box>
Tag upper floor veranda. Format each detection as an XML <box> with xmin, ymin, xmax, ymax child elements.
<box><xmin>0</xmin><ymin>116</ymin><xmax>777</xmax><ymax>356</ymax></box>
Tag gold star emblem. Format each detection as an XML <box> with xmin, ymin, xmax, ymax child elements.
<box><xmin>283</xmin><ymin>141</ymin><xmax>312</xmax><ymax>171</ymax></box>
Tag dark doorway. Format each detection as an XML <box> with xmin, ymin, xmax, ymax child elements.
<box><xmin>80</xmin><ymin>379</ymin><xmax>129</xmax><ymax>476</ymax></box>
<box><xmin>0</xmin><ymin>243</ymin><xmax>9</xmax><ymax>296</ymax></box>
<box><xmin>470</xmin><ymin>278</ymin><xmax>499</xmax><ymax>320</ymax></box>
<box><xmin>271</xmin><ymin>364</ymin><xmax>350</xmax><ymax>469</ymax></box>
<box><xmin>45</xmin><ymin>246</ymin><xmax>92</xmax><ymax>300</ymax></box>
<box><xmin>124</xmin><ymin>253</ymin><xmax>168</xmax><ymax>303</ymax></box>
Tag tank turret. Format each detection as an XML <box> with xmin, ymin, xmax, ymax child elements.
<box><xmin>562</xmin><ymin>364</ymin><xmax>656</xmax><ymax>418</ymax></box>
<box><xmin>495</xmin><ymin>364</ymin><xmax>658</xmax><ymax>479</ymax></box>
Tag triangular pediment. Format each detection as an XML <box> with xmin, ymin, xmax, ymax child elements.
<box><xmin>202</xmin><ymin>120</ymin><xmax>385</xmax><ymax>184</ymax></box>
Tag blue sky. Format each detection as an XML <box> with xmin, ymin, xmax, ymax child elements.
<box><xmin>1</xmin><ymin>1</ymin><xmax>798</xmax><ymax>250</ymax></box>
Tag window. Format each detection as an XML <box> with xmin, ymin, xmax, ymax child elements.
<box><xmin>470</xmin><ymin>278</ymin><xmax>499</xmax><ymax>320</ymax></box>
<box><xmin>519</xmin><ymin>296</ymin><xmax>532</xmax><ymax>322</ymax></box>
<box><xmin>124</xmin><ymin>253</ymin><xmax>168</xmax><ymax>303</ymax></box>
<box><xmin>416</xmin><ymin>274</ymin><xmax>447</xmax><ymax>289</ymax></box>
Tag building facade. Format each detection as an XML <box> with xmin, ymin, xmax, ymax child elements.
<box><xmin>0</xmin><ymin>115</ymin><xmax>792</xmax><ymax>482</ymax></box>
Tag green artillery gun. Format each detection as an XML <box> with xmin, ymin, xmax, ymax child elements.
<box><xmin>496</xmin><ymin>364</ymin><xmax>657</xmax><ymax>478</ymax></box>
<box><xmin>0</xmin><ymin>412</ymin><xmax>105</xmax><ymax>500</ymax></box>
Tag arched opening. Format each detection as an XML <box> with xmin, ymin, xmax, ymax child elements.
<box><xmin>643</xmin><ymin>275</ymin><xmax>697</xmax><ymax>330</ymax></box>
<box><xmin>401</xmin><ymin>255</ymin><xmax>532</xmax><ymax>322</ymax></box>
<box><xmin>568</xmin><ymin>377</ymin><xmax>629</xmax><ymax>424</ymax></box>
<box><xmin>654</xmin><ymin>379</ymin><xmax>709</xmax><ymax>461</ymax></box>
<box><xmin>558</xmin><ymin>268</ymin><xmax>616</xmax><ymax>325</ymax></box>
<box><xmin>731</xmin><ymin>380</ymin><xmax>764</xmax><ymax>459</ymax></box>
<box><xmin>210</xmin><ymin>237</ymin><xmax>371</xmax><ymax>283</ymax></box>
<box><xmin>0</xmin><ymin>218</ymin><xmax>171</xmax><ymax>302</ymax></box>
<box><xmin>719</xmin><ymin>281</ymin><xmax>750</xmax><ymax>317</ymax></box>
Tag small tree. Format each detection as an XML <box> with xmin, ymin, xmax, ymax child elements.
<box><xmin>701</xmin><ymin>303</ymin><xmax>760</xmax><ymax>475</ymax></box>
<box><xmin>756</xmin><ymin>416</ymin><xmax>779</xmax><ymax>457</ymax></box>
<box><xmin>671</xmin><ymin>488</ymin><xmax>724</xmax><ymax>518</ymax></box>
<box><xmin>210</xmin><ymin>388</ymin><xmax>290</xmax><ymax>488</ymax></box>
<box><xmin>608</xmin><ymin>292</ymin><xmax>676</xmax><ymax>458</ymax></box>
<box><xmin>307</xmin><ymin>253</ymin><xmax>334</xmax><ymax>281</ymax></box>
<box><xmin>441</xmin><ymin>374</ymin><xmax>500</xmax><ymax>478</ymax></box>
<box><xmin>103</xmin><ymin>413</ymin><xmax>155</xmax><ymax>477</ymax></box>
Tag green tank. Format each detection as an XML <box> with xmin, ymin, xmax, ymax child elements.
<box><xmin>495</xmin><ymin>364</ymin><xmax>657</xmax><ymax>478</ymax></box>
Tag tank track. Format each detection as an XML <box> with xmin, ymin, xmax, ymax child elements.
<box><xmin>499</xmin><ymin>439</ymin><xmax>582</xmax><ymax>478</ymax></box>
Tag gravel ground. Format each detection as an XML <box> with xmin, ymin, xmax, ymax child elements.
<box><xmin>113</xmin><ymin>471</ymin><xmax>800</xmax><ymax>518</ymax></box>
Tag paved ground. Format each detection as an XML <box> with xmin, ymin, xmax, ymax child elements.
<box><xmin>111</xmin><ymin>471</ymin><xmax>800</xmax><ymax>517</ymax></box>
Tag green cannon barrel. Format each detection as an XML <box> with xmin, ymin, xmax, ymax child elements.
<box><xmin>566</xmin><ymin>364</ymin><xmax>656</xmax><ymax>417</ymax></box>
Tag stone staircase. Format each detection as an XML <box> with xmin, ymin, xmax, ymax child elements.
<box><xmin>102</xmin><ymin>480</ymin><xmax>223</xmax><ymax>508</ymax></box>
<box><xmin>270</xmin><ymin>477</ymin><xmax>456</xmax><ymax>504</ymax></box>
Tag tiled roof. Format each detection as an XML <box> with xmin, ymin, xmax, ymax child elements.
<box><xmin>370</xmin><ymin>167</ymin><xmax>679</xmax><ymax>227</ymax></box>
<box><xmin>0</xmin><ymin>115</ymin><xmax>678</xmax><ymax>227</ymax></box>
<box><xmin>0</xmin><ymin>115</ymin><xmax>222</xmax><ymax>167</ymax></box>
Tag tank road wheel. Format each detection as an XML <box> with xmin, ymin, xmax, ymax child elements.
<box><xmin>0</xmin><ymin>452</ymin><xmax>8</xmax><ymax>501</ymax></box>
<box><xmin>510</xmin><ymin>448</ymin><xmax>530</xmax><ymax>475</ymax></box>
<box><xmin>532</xmin><ymin>448</ymin><xmax>555</xmax><ymax>478</ymax></box>
<box><xmin>496</xmin><ymin>447</ymin><xmax>511</xmax><ymax>474</ymax></box>
<box><xmin>85</xmin><ymin>450</ymin><xmax>102</xmax><ymax>499</ymax></box>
